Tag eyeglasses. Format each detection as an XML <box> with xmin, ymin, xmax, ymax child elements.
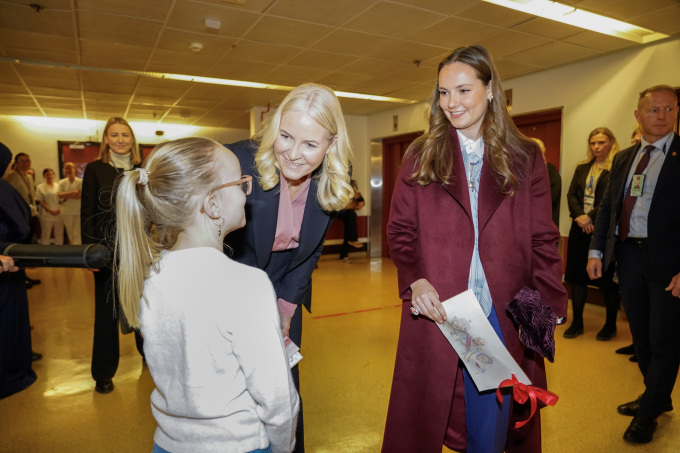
<box><xmin>211</xmin><ymin>175</ymin><xmax>252</xmax><ymax>196</ymax></box>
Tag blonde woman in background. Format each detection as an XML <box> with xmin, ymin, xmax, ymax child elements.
<box><xmin>36</xmin><ymin>168</ymin><xmax>64</xmax><ymax>245</ymax></box>
<box><xmin>81</xmin><ymin>117</ymin><xmax>144</xmax><ymax>394</ymax></box>
<box><xmin>57</xmin><ymin>162</ymin><xmax>82</xmax><ymax>244</ymax></box>
<box><xmin>563</xmin><ymin>127</ymin><xmax>621</xmax><ymax>341</ymax></box>
<box><xmin>225</xmin><ymin>83</ymin><xmax>353</xmax><ymax>453</ymax></box>
<box><xmin>115</xmin><ymin>137</ymin><xmax>298</xmax><ymax>453</ymax></box>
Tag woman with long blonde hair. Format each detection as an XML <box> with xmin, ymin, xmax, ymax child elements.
<box><xmin>563</xmin><ymin>127</ymin><xmax>621</xmax><ymax>341</ymax></box>
<box><xmin>225</xmin><ymin>83</ymin><xmax>353</xmax><ymax>453</ymax></box>
<box><xmin>81</xmin><ymin>117</ymin><xmax>143</xmax><ymax>394</ymax></box>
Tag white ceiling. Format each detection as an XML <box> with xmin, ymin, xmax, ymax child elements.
<box><xmin>1</xmin><ymin>0</ymin><xmax>678</xmax><ymax>129</ymax></box>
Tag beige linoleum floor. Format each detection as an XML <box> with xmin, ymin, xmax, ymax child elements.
<box><xmin>1</xmin><ymin>254</ymin><xmax>678</xmax><ymax>452</ymax></box>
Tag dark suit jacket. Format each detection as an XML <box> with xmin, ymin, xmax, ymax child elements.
<box><xmin>224</xmin><ymin>140</ymin><xmax>333</xmax><ymax>312</ymax></box>
<box><xmin>590</xmin><ymin>133</ymin><xmax>680</xmax><ymax>281</ymax></box>
<box><xmin>546</xmin><ymin>162</ymin><xmax>561</xmax><ymax>227</ymax></box>
<box><xmin>564</xmin><ymin>161</ymin><xmax>610</xmax><ymax>283</ymax></box>
<box><xmin>566</xmin><ymin>160</ymin><xmax>610</xmax><ymax>222</ymax></box>
<box><xmin>383</xmin><ymin>128</ymin><xmax>567</xmax><ymax>453</ymax></box>
<box><xmin>81</xmin><ymin>160</ymin><xmax>129</xmax><ymax>249</ymax></box>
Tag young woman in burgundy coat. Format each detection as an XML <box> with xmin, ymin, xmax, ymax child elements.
<box><xmin>382</xmin><ymin>45</ymin><xmax>568</xmax><ymax>453</ymax></box>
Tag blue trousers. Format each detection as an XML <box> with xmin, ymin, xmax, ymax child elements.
<box><xmin>462</xmin><ymin>307</ymin><xmax>512</xmax><ymax>453</ymax></box>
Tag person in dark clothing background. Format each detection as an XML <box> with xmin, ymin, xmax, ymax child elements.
<box><xmin>81</xmin><ymin>117</ymin><xmax>144</xmax><ymax>395</ymax></box>
<box><xmin>531</xmin><ymin>138</ymin><xmax>561</xmax><ymax>228</ymax></box>
<box><xmin>337</xmin><ymin>179</ymin><xmax>365</xmax><ymax>263</ymax></box>
<box><xmin>0</xmin><ymin>141</ymin><xmax>38</xmax><ymax>399</ymax></box>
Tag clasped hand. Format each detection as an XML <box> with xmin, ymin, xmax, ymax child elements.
<box><xmin>575</xmin><ymin>215</ymin><xmax>593</xmax><ymax>234</ymax></box>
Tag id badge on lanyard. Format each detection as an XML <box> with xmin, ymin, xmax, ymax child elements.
<box><xmin>630</xmin><ymin>174</ymin><xmax>645</xmax><ymax>197</ymax></box>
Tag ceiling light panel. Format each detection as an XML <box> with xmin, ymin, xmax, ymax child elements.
<box><xmin>483</xmin><ymin>0</ymin><xmax>669</xmax><ymax>43</ymax></box>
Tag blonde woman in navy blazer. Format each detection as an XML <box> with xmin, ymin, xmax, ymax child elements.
<box><xmin>563</xmin><ymin>127</ymin><xmax>620</xmax><ymax>341</ymax></box>
<box><xmin>225</xmin><ymin>83</ymin><xmax>353</xmax><ymax>453</ymax></box>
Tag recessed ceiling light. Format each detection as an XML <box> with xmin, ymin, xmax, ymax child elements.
<box><xmin>205</xmin><ymin>18</ymin><xmax>221</xmax><ymax>30</ymax></box>
<box><xmin>0</xmin><ymin>56</ymin><xmax>418</xmax><ymax>105</ymax></box>
<box><xmin>483</xmin><ymin>0</ymin><xmax>668</xmax><ymax>44</ymax></box>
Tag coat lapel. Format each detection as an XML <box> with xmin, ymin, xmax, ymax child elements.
<box><xmin>251</xmin><ymin>179</ymin><xmax>278</xmax><ymax>268</ymax></box>
<box><xmin>290</xmin><ymin>177</ymin><xmax>330</xmax><ymax>266</ymax></box>
<box><xmin>613</xmin><ymin>145</ymin><xmax>640</xmax><ymax>212</ymax></box>
<box><xmin>478</xmin><ymin>151</ymin><xmax>506</xmax><ymax>232</ymax></box>
<box><xmin>653</xmin><ymin>133</ymin><xmax>680</xmax><ymax>200</ymax></box>
<box><xmin>442</xmin><ymin>128</ymin><xmax>472</xmax><ymax>220</ymax></box>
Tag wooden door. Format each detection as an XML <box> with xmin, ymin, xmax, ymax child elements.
<box><xmin>381</xmin><ymin>132</ymin><xmax>422</xmax><ymax>257</ymax></box>
<box><xmin>513</xmin><ymin>108</ymin><xmax>562</xmax><ymax>171</ymax></box>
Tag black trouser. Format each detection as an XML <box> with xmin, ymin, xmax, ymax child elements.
<box><xmin>338</xmin><ymin>209</ymin><xmax>358</xmax><ymax>259</ymax></box>
<box><xmin>91</xmin><ymin>269</ymin><xmax>143</xmax><ymax>381</ymax></box>
<box><xmin>617</xmin><ymin>241</ymin><xmax>680</xmax><ymax>419</ymax></box>
<box><xmin>289</xmin><ymin>305</ymin><xmax>304</xmax><ymax>453</ymax></box>
<box><xmin>570</xmin><ymin>264</ymin><xmax>620</xmax><ymax>328</ymax></box>
<box><xmin>265</xmin><ymin>250</ymin><xmax>309</xmax><ymax>452</ymax></box>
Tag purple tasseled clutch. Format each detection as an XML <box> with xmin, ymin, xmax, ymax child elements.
<box><xmin>506</xmin><ymin>287</ymin><xmax>557</xmax><ymax>363</ymax></box>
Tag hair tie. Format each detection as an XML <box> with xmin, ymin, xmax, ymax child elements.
<box><xmin>137</xmin><ymin>168</ymin><xmax>150</xmax><ymax>186</ymax></box>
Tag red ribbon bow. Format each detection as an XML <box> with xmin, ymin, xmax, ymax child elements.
<box><xmin>496</xmin><ymin>374</ymin><xmax>559</xmax><ymax>428</ymax></box>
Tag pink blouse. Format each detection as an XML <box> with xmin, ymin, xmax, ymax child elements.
<box><xmin>273</xmin><ymin>177</ymin><xmax>311</xmax><ymax>317</ymax></box>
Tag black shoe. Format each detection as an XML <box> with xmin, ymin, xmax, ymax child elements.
<box><xmin>616</xmin><ymin>344</ymin><xmax>635</xmax><ymax>355</ymax></box>
<box><xmin>31</xmin><ymin>351</ymin><xmax>43</xmax><ymax>361</ymax></box>
<box><xmin>25</xmin><ymin>276</ymin><xmax>41</xmax><ymax>285</ymax></box>
<box><xmin>596</xmin><ymin>325</ymin><xmax>617</xmax><ymax>341</ymax></box>
<box><xmin>618</xmin><ymin>397</ymin><xmax>672</xmax><ymax>416</ymax></box>
<box><xmin>630</xmin><ymin>355</ymin><xmax>638</xmax><ymax>362</ymax></box>
<box><xmin>618</xmin><ymin>397</ymin><xmax>642</xmax><ymax>416</ymax></box>
<box><xmin>623</xmin><ymin>413</ymin><xmax>657</xmax><ymax>444</ymax></box>
<box><xmin>95</xmin><ymin>379</ymin><xmax>114</xmax><ymax>394</ymax></box>
<box><xmin>563</xmin><ymin>323</ymin><xmax>584</xmax><ymax>338</ymax></box>
<box><xmin>25</xmin><ymin>281</ymin><xmax>34</xmax><ymax>289</ymax></box>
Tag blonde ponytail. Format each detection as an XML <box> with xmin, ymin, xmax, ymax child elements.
<box><xmin>114</xmin><ymin>137</ymin><xmax>226</xmax><ymax>328</ymax></box>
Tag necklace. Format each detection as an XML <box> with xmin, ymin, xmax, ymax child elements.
<box><xmin>463</xmin><ymin>138</ymin><xmax>479</xmax><ymax>192</ymax></box>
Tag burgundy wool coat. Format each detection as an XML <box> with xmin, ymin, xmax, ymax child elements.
<box><xmin>382</xmin><ymin>129</ymin><xmax>568</xmax><ymax>453</ymax></box>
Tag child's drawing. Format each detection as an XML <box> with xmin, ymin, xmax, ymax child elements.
<box><xmin>446</xmin><ymin>316</ymin><xmax>495</xmax><ymax>374</ymax></box>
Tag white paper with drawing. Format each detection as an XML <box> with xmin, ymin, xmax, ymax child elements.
<box><xmin>437</xmin><ymin>289</ymin><xmax>531</xmax><ymax>392</ymax></box>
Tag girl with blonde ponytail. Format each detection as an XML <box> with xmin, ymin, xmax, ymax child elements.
<box><xmin>115</xmin><ymin>137</ymin><xmax>298</xmax><ymax>453</ymax></box>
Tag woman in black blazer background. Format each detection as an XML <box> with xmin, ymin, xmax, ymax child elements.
<box><xmin>564</xmin><ymin>127</ymin><xmax>621</xmax><ymax>341</ymax></box>
<box><xmin>225</xmin><ymin>83</ymin><xmax>353</xmax><ymax>452</ymax></box>
<box><xmin>81</xmin><ymin>117</ymin><xmax>144</xmax><ymax>394</ymax></box>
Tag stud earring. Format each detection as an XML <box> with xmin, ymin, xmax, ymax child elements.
<box><xmin>489</xmin><ymin>95</ymin><xmax>494</xmax><ymax>102</ymax></box>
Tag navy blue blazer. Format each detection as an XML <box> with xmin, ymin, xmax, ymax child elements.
<box><xmin>224</xmin><ymin>140</ymin><xmax>334</xmax><ymax>312</ymax></box>
<box><xmin>566</xmin><ymin>160</ymin><xmax>610</xmax><ymax>222</ymax></box>
<box><xmin>590</xmin><ymin>133</ymin><xmax>680</xmax><ymax>281</ymax></box>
